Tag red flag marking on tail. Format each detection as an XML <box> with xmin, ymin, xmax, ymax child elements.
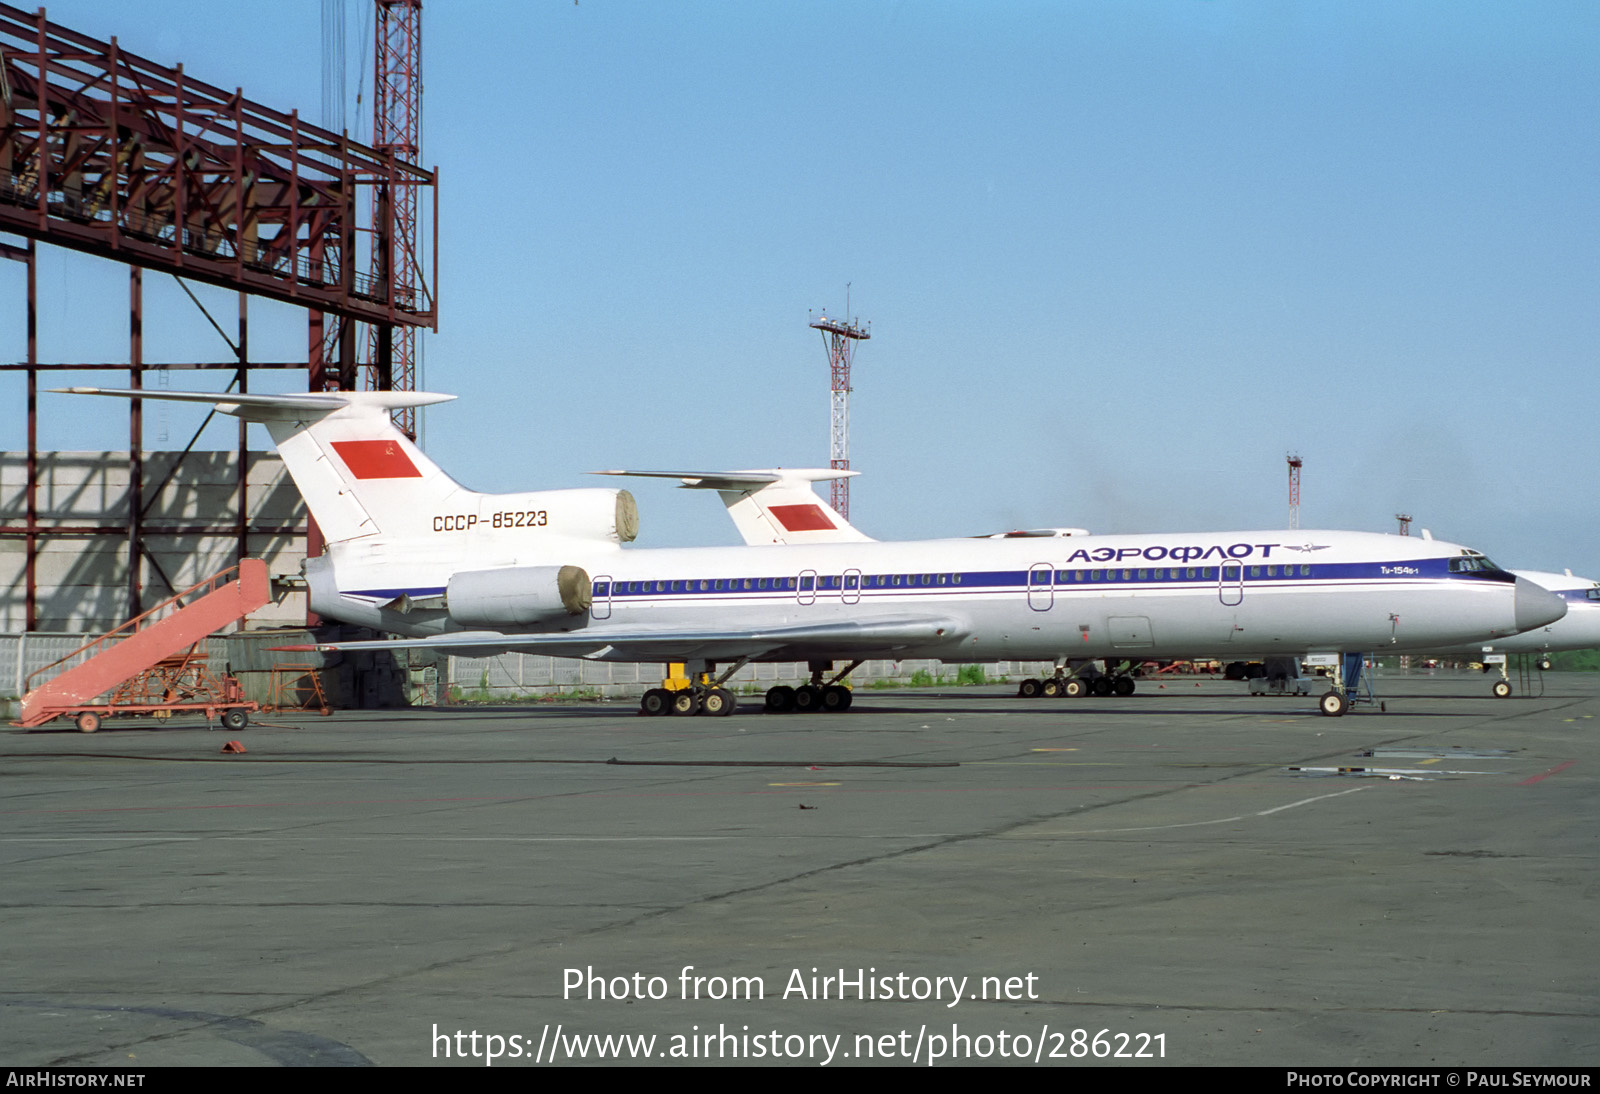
<box><xmin>331</xmin><ymin>440</ymin><xmax>422</xmax><ymax>479</ymax></box>
<box><xmin>769</xmin><ymin>504</ymin><xmax>835</xmax><ymax>532</ymax></box>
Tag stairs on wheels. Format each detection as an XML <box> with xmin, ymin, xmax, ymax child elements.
<box><xmin>17</xmin><ymin>559</ymin><xmax>271</xmax><ymax>731</ymax></box>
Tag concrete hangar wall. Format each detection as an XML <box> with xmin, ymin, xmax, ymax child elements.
<box><xmin>1</xmin><ymin>450</ymin><xmax>306</xmax><ymax>633</ymax></box>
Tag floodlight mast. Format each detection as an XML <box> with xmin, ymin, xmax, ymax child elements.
<box><xmin>1287</xmin><ymin>452</ymin><xmax>1303</xmax><ymax>530</ymax></box>
<box><xmin>809</xmin><ymin>311</ymin><xmax>870</xmax><ymax>519</ymax></box>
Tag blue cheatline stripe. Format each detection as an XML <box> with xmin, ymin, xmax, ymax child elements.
<box><xmin>590</xmin><ymin>560</ymin><xmax>1508</xmax><ymax>598</ymax></box>
<box><xmin>346</xmin><ymin>586</ymin><xmax>447</xmax><ymax>600</ymax></box>
<box><xmin>348</xmin><ymin>558</ymin><xmax>1512</xmax><ymax>602</ymax></box>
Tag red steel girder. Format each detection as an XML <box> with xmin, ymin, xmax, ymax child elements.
<box><xmin>363</xmin><ymin>0</ymin><xmax>425</xmax><ymax>437</ymax></box>
<box><xmin>0</xmin><ymin>2</ymin><xmax>436</xmax><ymax>329</ymax></box>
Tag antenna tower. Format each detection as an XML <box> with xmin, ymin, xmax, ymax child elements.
<box><xmin>1287</xmin><ymin>453</ymin><xmax>1303</xmax><ymax>530</ymax></box>
<box><xmin>809</xmin><ymin>306</ymin><xmax>871</xmax><ymax>518</ymax></box>
<box><xmin>1396</xmin><ymin>513</ymin><xmax>1412</xmax><ymax>536</ymax></box>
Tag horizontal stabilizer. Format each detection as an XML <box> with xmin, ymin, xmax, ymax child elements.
<box><xmin>596</xmin><ymin>468</ymin><xmax>854</xmax><ymax>490</ymax></box>
<box><xmin>56</xmin><ymin>386</ymin><xmax>465</xmax><ymax>545</ymax></box>
<box><xmin>52</xmin><ymin>386</ymin><xmax>455</xmax><ymax>423</ymax></box>
<box><xmin>595</xmin><ymin>468</ymin><xmax>873</xmax><ymax>546</ymax></box>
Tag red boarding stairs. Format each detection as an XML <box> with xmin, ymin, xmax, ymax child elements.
<box><xmin>17</xmin><ymin>560</ymin><xmax>271</xmax><ymax>730</ymax></box>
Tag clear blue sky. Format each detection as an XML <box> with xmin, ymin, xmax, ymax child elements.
<box><xmin>5</xmin><ymin>1</ymin><xmax>1597</xmax><ymax>573</ymax></box>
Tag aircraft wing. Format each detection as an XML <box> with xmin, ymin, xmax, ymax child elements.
<box><xmin>274</xmin><ymin>614</ymin><xmax>967</xmax><ymax>662</ymax></box>
<box><xmin>593</xmin><ymin>468</ymin><xmax>874</xmax><ymax>546</ymax></box>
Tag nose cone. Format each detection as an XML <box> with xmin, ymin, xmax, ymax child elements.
<box><xmin>1514</xmin><ymin>578</ymin><xmax>1567</xmax><ymax>632</ymax></box>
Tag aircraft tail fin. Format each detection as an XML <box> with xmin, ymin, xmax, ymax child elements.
<box><xmin>594</xmin><ymin>468</ymin><xmax>874</xmax><ymax>545</ymax></box>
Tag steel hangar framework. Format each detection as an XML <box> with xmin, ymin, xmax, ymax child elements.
<box><xmin>0</xmin><ymin>1</ymin><xmax>437</xmax><ymax>627</ymax></box>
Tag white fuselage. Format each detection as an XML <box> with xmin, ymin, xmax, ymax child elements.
<box><xmin>1433</xmin><ymin>570</ymin><xmax>1600</xmax><ymax>657</ymax></box>
<box><xmin>311</xmin><ymin>527</ymin><xmax>1553</xmax><ymax>664</ymax></box>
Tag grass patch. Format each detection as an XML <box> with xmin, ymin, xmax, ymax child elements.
<box><xmin>450</xmin><ymin>687</ymin><xmax>606</xmax><ymax>705</ymax></box>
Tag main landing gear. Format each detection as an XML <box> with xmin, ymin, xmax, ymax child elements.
<box><xmin>1017</xmin><ymin>660</ymin><xmax>1138</xmax><ymax>700</ymax></box>
<box><xmin>764</xmin><ymin>660</ymin><xmax>862</xmax><ymax>714</ymax></box>
<box><xmin>640</xmin><ymin>685</ymin><xmax>738</xmax><ymax>717</ymax></box>
<box><xmin>639</xmin><ymin>658</ymin><xmax>748</xmax><ymax>718</ymax></box>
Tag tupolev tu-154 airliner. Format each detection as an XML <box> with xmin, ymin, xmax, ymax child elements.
<box><xmin>58</xmin><ymin>387</ymin><xmax>1567</xmax><ymax>718</ymax></box>
<box><xmin>1431</xmin><ymin>569</ymin><xmax>1600</xmax><ymax>697</ymax></box>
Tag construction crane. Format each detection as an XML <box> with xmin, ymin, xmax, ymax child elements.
<box><xmin>366</xmin><ymin>0</ymin><xmax>426</xmax><ymax>438</ymax></box>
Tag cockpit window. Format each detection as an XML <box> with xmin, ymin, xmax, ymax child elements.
<box><xmin>1588</xmin><ymin>588</ymin><xmax>1600</xmax><ymax>601</ymax></box>
<box><xmin>1449</xmin><ymin>556</ymin><xmax>1502</xmax><ymax>574</ymax></box>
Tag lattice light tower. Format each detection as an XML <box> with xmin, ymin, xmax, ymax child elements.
<box><xmin>1287</xmin><ymin>453</ymin><xmax>1303</xmax><ymax>530</ymax></box>
<box><xmin>364</xmin><ymin>0</ymin><xmax>425</xmax><ymax>437</ymax></box>
<box><xmin>810</xmin><ymin>311</ymin><xmax>871</xmax><ymax>519</ymax></box>
<box><xmin>1396</xmin><ymin>513</ymin><xmax>1413</xmax><ymax>536</ymax></box>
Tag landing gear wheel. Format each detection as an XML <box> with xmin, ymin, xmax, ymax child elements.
<box><xmin>764</xmin><ymin>685</ymin><xmax>795</xmax><ymax>712</ymax></box>
<box><xmin>822</xmin><ymin>685</ymin><xmax>853</xmax><ymax>711</ymax></box>
<box><xmin>669</xmin><ymin>690</ymin><xmax>701</xmax><ymax>716</ymax></box>
<box><xmin>1063</xmin><ymin>679</ymin><xmax>1086</xmax><ymax>698</ymax></box>
<box><xmin>1319</xmin><ymin>690</ymin><xmax>1348</xmax><ymax>717</ymax></box>
<box><xmin>1090</xmin><ymin>677</ymin><xmax>1113</xmax><ymax>697</ymax></box>
<box><xmin>1538</xmin><ymin>658</ymin><xmax>1552</xmax><ymax>672</ymax></box>
<box><xmin>792</xmin><ymin>685</ymin><xmax>825</xmax><ymax>713</ymax></box>
<box><xmin>1113</xmin><ymin>676</ymin><xmax>1136</xmax><ymax>697</ymax></box>
<box><xmin>1018</xmin><ymin>678</ymin><xmax>1043</xmax><ymax>698</ymax></box>
<box><xmin>701</xmin><ymin>688</ymin><xmax>737</xmax><ymax>717</ymax></box>
<box><xmin>1041</xmin><ymin>678</ymin><xmax>1062</xmax><ymax>698</ymax></box>
<box><xmin>221</xmin><ymin>709</ymin><xmax>249</xmax><ymax>731</ymax></box>
<box><xmin>1492</xmin><ymin>680</ymin><xmax>1512</xmax><ymax>699</ymax></box>
<box><xmin>76</xmin><ymin>711</ymin><xmax>101</xmax><ymax>733</ymax></box>
<box><xmin>640</xmin><ymin>688</ymin><xmax>672</xmax><ymax>716</ymax></box>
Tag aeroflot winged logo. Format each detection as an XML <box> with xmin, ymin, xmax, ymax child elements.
<box><xmin>330</xmin><ymin>439</ymin><xmax>422</xmax><ymax>479</ymax></box>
